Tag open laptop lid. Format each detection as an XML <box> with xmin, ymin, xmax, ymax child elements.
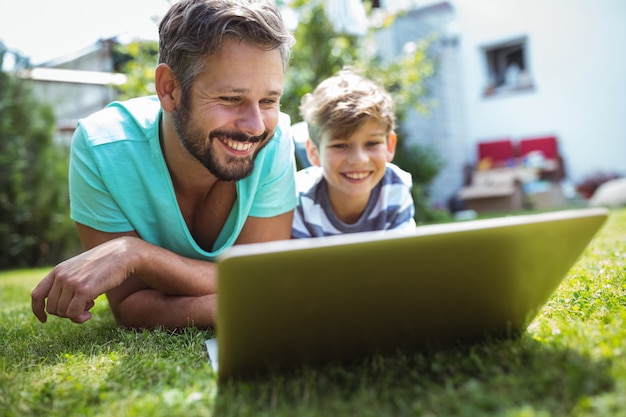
<box><xmin>212</xmin><ymin>208</ymin><xmax>608</xmax><ymax>379</ymax></box>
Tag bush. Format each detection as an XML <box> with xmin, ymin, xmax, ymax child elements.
<box><xmin>0</xmin><ymin>48</ymin><xmax>80</xmax><ymax>269</ymax></box>
<box><xmin>282</xmin><ymin>1</ymin><xmax>443</xmax><ymax>222</ymax></box>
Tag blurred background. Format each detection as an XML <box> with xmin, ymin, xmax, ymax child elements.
<box><xmin>1</xmin><ymin>0</ymin><xmax>625</xmax><ymax>269</ymax></box>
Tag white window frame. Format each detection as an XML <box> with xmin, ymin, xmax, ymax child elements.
<box><xmin>482</xmin><ymin>36</ymin><xmax>534</xmax><ymax>97</ymax></box>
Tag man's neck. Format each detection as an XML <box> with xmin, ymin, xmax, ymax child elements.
<box><xmin>159</xmin><ymin>111</ymin><xmax>220</xmax><ymax>196</ymax></box>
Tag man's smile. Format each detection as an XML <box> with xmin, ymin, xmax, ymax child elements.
<box><xmin>221</xmin><ymin>137</ymin><xmax>254</xmax><ymax>152</ymax></box>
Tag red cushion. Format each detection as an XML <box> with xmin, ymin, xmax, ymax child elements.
<box><xmin>477</xmin><ymin>139</ymin><xmax>515</xmax><ymax>164</ymax></box>
<box><xmin>519</xmin><ymin>136</ymin><xmax>558</xmax><ymax>160</ymax></box>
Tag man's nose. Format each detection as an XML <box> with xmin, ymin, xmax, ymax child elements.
<box><xmin>236</xmin><ymin>103</ymin><xmax>266</xmax><ymax>138</ymax></box>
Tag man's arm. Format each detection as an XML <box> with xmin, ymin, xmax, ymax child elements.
<box><xmin>31</xmin><ymin>211</ymin><xmax>292</xmax><ymax>329</ymax></box>
<box><xmin>77</xmin><ymin>223</ymin><xmax>220</xmax><ymax>329</ymax></box>
<box><xmin>107</xmin><ymin>211</ymin><xmax>293</xmax><ymax>329</ymax></box>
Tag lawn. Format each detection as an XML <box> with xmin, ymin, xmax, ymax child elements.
<box><xmin>1</xmin><ymin>208</ymin><xmax>625</xmax><ymax>417</ymax></box>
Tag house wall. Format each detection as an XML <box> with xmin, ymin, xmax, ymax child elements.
<box><xmin>375</xmin><ymin>3</ymin><xmax>468</xmax><ymax>207</ymax></box>
<box><xmin>31</xmin><ymin>81</ymin><xmax>118</xmax><ymax>132</ymax></box>
<box><xmin>453</xmin><ymin>0</ymin><xmax>626</xmax><ymax>184</ymax></box>
<box><xmin>379</xmin><ymin>0</ymin><xmax>625</xmax><ymax>206</ymax></box>
<box><xmin>27</xmin><ymin>39</ymin><xmax>120</xmax><ymax>142</ymax></box>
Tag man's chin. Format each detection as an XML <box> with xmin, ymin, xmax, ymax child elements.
<box><xmin>208</xmin><ymin>159</ymin><xmax>255</xmax><ymax>181</ymax></box>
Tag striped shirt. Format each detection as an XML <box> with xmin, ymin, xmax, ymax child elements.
<box><xmin>291</xmin><ymin>163</ymin><xmax>416</xmax><ymax>238</ymax></box>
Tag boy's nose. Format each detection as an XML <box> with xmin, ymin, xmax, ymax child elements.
<box><xmin>348</xmin><ymin>147</ymin><xmax>368</xmax><ymax>164</ymax></box>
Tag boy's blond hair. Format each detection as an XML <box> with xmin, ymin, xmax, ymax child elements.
<box><xmin>299</xmin><ymin>67</ymin><xmax>395</xmax><ymax>147</ymax></box>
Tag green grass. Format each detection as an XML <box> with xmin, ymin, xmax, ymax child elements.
<box><xmin>1</xmin><ymin>208</ymin><xmax>625</xmax><ymax>417</ymax></box>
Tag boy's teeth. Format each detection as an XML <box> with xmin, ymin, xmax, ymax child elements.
<box><xmin>346</xmin><ymin>172</ymin><xmax>368</xmax><ymax>179</ymax></box>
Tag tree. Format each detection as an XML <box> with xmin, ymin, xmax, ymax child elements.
<box><xmin>283</xmin><ymin>1</ymin><xmax>445</xmax><ymax>223</ymax></box>
<box><xmin>0</xmin><ymin>46</ymin><xmax>80</xmax><ymax>269</ymax></box>
<box><xmin>113</xmin><ymin>40</ymin><xmax>159</xmax><ymax>100</ymax></box>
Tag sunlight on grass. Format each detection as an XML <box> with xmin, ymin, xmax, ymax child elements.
<box><xmin>1</xmin><ymin>208</ymin><xmax>625</xmax><ymax>417</ymax></box>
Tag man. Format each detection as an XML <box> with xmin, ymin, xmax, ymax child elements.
<box><xmin>31</xmin><ymin>0</ymin><xmax>297</xmax><ymax>329</ymax></box>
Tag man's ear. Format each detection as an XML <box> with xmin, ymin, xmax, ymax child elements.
<box><xmin>386</xmin><ymin>130</ymin><xmax>397</xmax><ymax>162</ymax></box>
<box><xmin>305</xmin><ymin>138</ymin><xmax>321</xmax><ymax>166</ymax></box>
<box><xmin>155</xmin><ymin>63</ymin><xmax>180</xmax><ymax>112</ymax></box>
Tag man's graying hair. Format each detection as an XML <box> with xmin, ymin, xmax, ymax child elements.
<box><xmin>158</xmin><ymin>0</ymin><xmax>294</xmax><ymax>103</ymax></box>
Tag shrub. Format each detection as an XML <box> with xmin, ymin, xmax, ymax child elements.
<box><xmin>0</xmin><ymin>48</ymin><xmax>80</xmax><ymax>269</ymax></box>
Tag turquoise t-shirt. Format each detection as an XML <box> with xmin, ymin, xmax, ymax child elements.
<box><xmin>69</xmin><ymin>96</ymin><xmax>297</xmax><ymax>261</ymax></box>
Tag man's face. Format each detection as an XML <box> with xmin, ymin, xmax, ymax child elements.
<box><xmin>172</xmin><ymin>39</ymin><xmax>284</xmax><ymax>181</ymax></box>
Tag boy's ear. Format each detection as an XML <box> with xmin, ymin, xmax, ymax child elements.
<box><xmin>386</xmin><ymin>131</ymin><xmax>397</xmax><ymax>162</ymax></box>
<box><xmin>155</xmin><ymin>63</ymin><xmax>180</xmax><ymax>112</ymax></box>
<box><xmin>305</xmin><ymin>138</ymin><xmax>321</xmax><ymax>166</ymax></box>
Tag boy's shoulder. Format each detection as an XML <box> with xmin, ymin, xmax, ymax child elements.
<box><xmin>295</xmin><ymin>166</ymin><xmax>325</xmax><ymax>193</ymax></box>
<box><xmin>385</xmin><ymin>163</ymin><xmax>413</xmax><ymax>187</ymax></box>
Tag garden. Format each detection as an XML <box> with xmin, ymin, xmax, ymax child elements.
<box><xmin>1</xmin><ymin>208</ymin><xmax>624</xmax><ymax>417</ymax></box>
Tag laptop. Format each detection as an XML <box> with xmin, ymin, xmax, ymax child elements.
<box><xmin>206</xmin><ymin>208</ymin><xmax>608</xmax><ymax>380</ymax></box>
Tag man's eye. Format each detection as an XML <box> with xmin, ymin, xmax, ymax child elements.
<box><xmin>221</xmin><ymin>96</ymin><xmax>239</xmax><ymax>102</ymax></box>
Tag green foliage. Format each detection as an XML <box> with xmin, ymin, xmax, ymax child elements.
<box><xmin>2</xmin><ymin>208</ymin><xmax>626</xmax><ymax>416</ymax></box>
<box><xmin>0</xmin><ymin>49</ymin><xmax>80</xmax><ymax>269</ymax></box>
<box><xmin>281</xmin><ymin>2</ymin><xmax>361</xmax><ymax>123</ymax></box>
<box><xmin>283</xmin><ymin>2</ymin><xmax>437</xmax><ymax>126</ymax></box>
<box><xmin>113</xmin><ymin>40</ymin><xmax>159</xmax><ymax>100</ymax></box>
<box><xmin>393</xmin><ymin>140</ymin><xmax>446</xmax><ymax>223</ymax></box>
<box><xmin>282</xmin><ymin>1</ymin><xmax>443</xmax><ymax>222</ymax></box>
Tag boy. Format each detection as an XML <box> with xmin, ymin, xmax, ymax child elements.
<box><xmin>292</xmin><ymin>67</ymin><xmax>416</xmax><ymax>238</ymax></box>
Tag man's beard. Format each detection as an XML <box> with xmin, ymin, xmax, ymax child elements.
<box><xmin>172</xmin><ymin>103</ymin><xmax>271</xmax><ymax>181</ymax></box>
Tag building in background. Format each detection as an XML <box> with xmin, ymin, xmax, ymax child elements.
<box><xmin>377</xmin><ymin>0</ymin><xmax>626</xmax><ymax>207</ymax></box>
<box><xmin>16</xmin><ymin>0</ymin><xmax>626</xmax><ymax>210</ymax></box>
<box><xmin>18</xmin><ymin>38</ymin><xmax>125</xmax><ymax>144</ymax></box>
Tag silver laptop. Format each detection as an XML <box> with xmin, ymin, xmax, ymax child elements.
<box><xmin>206</xmin><ymin>208</ymin><xmax>608</xmax><ymax>380</ymax></box>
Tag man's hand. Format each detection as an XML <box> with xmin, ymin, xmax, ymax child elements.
<box><xmin>31</xmin><ymin>237</ymin><xmax>137</xmax><ymax>324</ymax></box>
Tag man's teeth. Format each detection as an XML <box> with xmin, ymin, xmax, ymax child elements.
<box><xmin>225</xmin><ymin>138</ymin><xmax>253</xmax><ymax>151</ymax></box>
<box><xmin>345</xmin><ymin>172</ymin><xmax>369</xmax><ymax>180</ymax></box>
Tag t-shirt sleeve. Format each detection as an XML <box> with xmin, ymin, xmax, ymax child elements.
<box><xmin>69</xmin><ymin>124</ymin><xmax>133</xmax><ymax>232</ymax></box>
<box><xmin>248</xmin><ymin>116</ymin><xmax>298</xmax><ymax>218</ymax></box>
<box><xmin>387</xmin><ymin>164</ymin><xmax>417</xmax><ymax>230</ymax></box>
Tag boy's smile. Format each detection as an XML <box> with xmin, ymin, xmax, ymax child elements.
<box><xmin>307</xmin><ymin>119</ymin><xmax>396</xmax><ymax>223</ymax></box>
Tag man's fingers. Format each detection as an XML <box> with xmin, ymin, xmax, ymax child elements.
<box><xmin>31</xmin><ymin>270</ymin><xmax>56</xmax><ymax>323</ymax></box>
<box><xmin>70</xmin><ymin>300</ymin><xmax>95</xmax><ymax>324</ymax></box>
<box><xmin>71</xmin><ymin>309</ymin><xmax>93</xmax><ymax>324</ymax></box>
<box><xmin>66</xmin><ymin>297</ymin><xmax>95</xmax><ymax>323</ymax></box>
<box><xmin>32</xmin><ymin>266</ymin><xmax>98</xmax><ymax>324</ymax></box>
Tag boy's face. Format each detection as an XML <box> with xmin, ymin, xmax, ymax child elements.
<box><xmin>306</xmin><ymin>119</ymin><xmax>396</xmax><ymax>203</ymax></box>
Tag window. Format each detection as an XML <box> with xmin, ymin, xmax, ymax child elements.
<box><xmin>483</xmin><ymin>37</ymin><xmax>533</xmax><ymax>96</ymax></box>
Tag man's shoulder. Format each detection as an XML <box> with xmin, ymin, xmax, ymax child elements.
<box><xmin>295</xmin><ymin>166</ymin><xmax>324</xmax><ymax>194</ymax></box>
<box><xmin>77</xmin><ymin>96</ymin><xmax>161</xmax><ymax>147</ymax></box>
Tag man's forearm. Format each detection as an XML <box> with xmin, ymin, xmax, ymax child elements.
<box><xmin>124</xmin><ymin>237</ymin><xmax>218</xmax><ymax>297</ymax></box>
<box><xmin>110</xmin><ymin>289</ymin><xmax>217</xmax><ymax>329</ymax></box>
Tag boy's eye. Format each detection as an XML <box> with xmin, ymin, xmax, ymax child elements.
<box><xmin>329</xmin><ymin>143</ymin><xmax>348</xmax><ymax>149</ymax></box>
